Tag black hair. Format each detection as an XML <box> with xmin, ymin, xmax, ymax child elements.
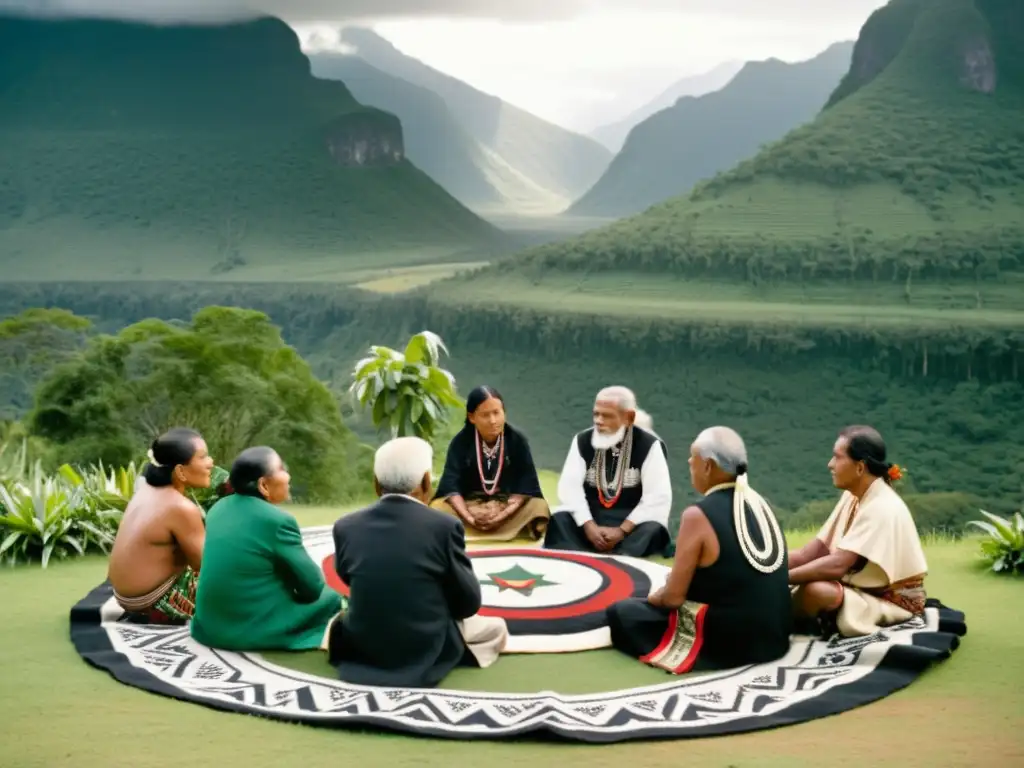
<box><xmin>142</xmin><ymin>427</ymin><xmax>203</xmax><ymax>487</ymax></box>
<box><xmin>839</xmin><ymin>425</ymin><xmax>893</xmax><ymax>484</ymax></box>
<box><xmin>229</xmin><ymin>446</ymin><xmax>279</xmax><ymax>499</ymax></box>
<box><xmin>464</xmin><ymin>385</ymin><xmax>504</xmax><ymax>426</ymax></box>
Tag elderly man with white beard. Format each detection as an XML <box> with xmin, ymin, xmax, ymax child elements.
<box><xmin>542</xmin><ymin>386</ymin><xmax>672</xmax><ymax>558</ymax></box>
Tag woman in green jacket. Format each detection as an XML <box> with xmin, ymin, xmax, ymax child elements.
<box><xmin>190</xmin><ymin>446</ymin><xmax>342</xmax><ymax>651</ymax></box>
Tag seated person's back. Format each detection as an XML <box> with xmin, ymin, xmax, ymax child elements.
<box><xmin>107</xmin><ymin>428</ymin><xmax>211</xmax><ymax>624</ymax></box>
<box><xmin>608</xmin><ymin>426</ymin><xmax>792</xmax><ymax>673</ymax></box>
<box><xmin>191</xmin><ymin>446</ymin><xmax>342</xmax><ymax>651</ymax></box>
<box><xmin>329</xmin><ymin>436</ymin><xmax>508</xmax><ymax>688</ymax></box>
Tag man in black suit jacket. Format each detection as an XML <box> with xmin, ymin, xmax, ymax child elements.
<box><xmin>328</xmin><ymin>436</ymin><xmax>508</xmax><ymax>688</ymax></box>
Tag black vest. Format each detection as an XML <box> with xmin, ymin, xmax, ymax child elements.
<box><xmin>688</xmin><ymin>487</ymin><xmax>789</xmax><ymax>609</ymax></box>
<box><xmin>576</xmin><ymin>426</ymin><xmax>666</xmax><ymax>520</ymax></box>
<box><xmin>686</xmin><ymin>486</ymin><xmax>792</xmax><ymax>667</ymax></box>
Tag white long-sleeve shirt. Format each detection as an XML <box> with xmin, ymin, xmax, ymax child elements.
<box><xmin>555</xmin><ymin>435</ymin><xmax>672</xmax><ymax>529</ymax></box>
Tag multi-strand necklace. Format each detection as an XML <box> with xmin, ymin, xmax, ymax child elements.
<box><xmin>705</xmin><ymin>480</ymin><xmax>785</xmax><ymax>574</ymax></box>
<box><xmin>475</xmin><ymin>429</ymin><xmax>505</xmax><ymax>496</ymax></box>
<box><xmin>595</xmin><ymin>427</ymin><xmax>633</xmax><ymax>508</ymax></box>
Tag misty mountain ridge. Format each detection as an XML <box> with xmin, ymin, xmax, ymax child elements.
<box><xmin>493</xmin><ymin>0</ymin><xmax>1024</xmax><ymax>286</ymax></box>
<box><xmin>315</xmin><ymin>26</ymin><xmax>612</xmax><ymax>215</ymax></box>
<box><xmin>571</xmin><ymin>41</ymin><xmax>855</xmax><ymax>217</ymax></box>
<box><xmin>589</xmin><ymin>60</ymin><xmax>744</xmax><ymax>152</ymax></box>
<box><xmin>0</xmin><ymin>13</ymin><xmax>504</xmax><ymax>280</ymax></box>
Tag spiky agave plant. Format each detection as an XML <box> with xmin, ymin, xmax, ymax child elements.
<box><xmin>0</xmin><ymin>463</ymin><xmax>122</xmax><ymax>567</ymax></box>
<box><xmin>58</xmin><ymin>460</ymin><xmax>140</xmax><ymax>512</ymax></box>
<box><xmin>967</xmin><ymin>507</ymin><xmax>1024</xmax><ymax>575</ymax></box>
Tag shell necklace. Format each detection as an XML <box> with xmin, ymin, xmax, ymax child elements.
<box><xmin>475</xmin><ymin>429</ymin><xmax>505</xmax><ymax>496</ymax></box>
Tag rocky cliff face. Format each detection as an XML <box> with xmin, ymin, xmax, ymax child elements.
<box><xmin>826</xmin><ymin>0</ymin><xmax>925</xmax><ymax>106</ymax></box>
<box><xmin>958</xmin><ymin>34</ymin><xmax>997</xmax><ymax>92</ymax></box>
<box><xmin>325</xmin><ymin>110</ymin><xmax>405</xmax><ymax>168</ymax></box>
<box><xmin>826</xmin><ymin>0</ymin><xmax>1014</xmax><ymax>107</ymax></box>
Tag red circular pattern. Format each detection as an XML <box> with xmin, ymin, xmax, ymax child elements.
<box><xmin>320</xmin><ymin>547</ymin><xmax>638</xmax><ymax>622</ymax></box>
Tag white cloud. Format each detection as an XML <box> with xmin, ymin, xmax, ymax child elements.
<box><xmin>2</xmin><ymin>1</ymin><xmax>889</xmax><ymax>25</ymax></box>
<box><xmin>2</xmin><ymin>1</ymin><xmax>887</xmax><ymax>131</ymax></box>
<box><xmin>362</xmin><ymin>7</ymin><xmax>875</xmax><ymax>131</ymax></box>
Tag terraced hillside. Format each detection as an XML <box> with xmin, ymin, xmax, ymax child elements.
<box><xmin>0</xmin><ymin>14</ymin><xmax>505</xmax><ymax>281</ymax></box>
<box><xmin>570</xmin><ymin>42</ymin><xmax>854</xmax><ymax>217</ymax></box>
<box><xmin>497</xmin><ymin>0</ymin><xmax>1024</xmax><ymax>288</ymax></box>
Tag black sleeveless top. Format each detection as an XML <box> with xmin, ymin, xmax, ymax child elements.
<box><xmin>688</xmin><ymin>486</ymin><xmax>792</xmax><ymax>667</ymax></box>
<box><xmin>576</xmin><ymin>426</ymin><xmax>666</xmax><ymax>520</ymax></box>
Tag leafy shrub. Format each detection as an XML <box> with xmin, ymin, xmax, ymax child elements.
<box><xmin>58</xmin><ymin>460</ymin><xmax>139</xmax><ymax>512</ymax></box>
<box><xmin>0</xmin><ymin>463</ymin><xmax>122</xmax><ymax>567</ymax></box>
<box><xmin>0</xmin><ymin>437</ymin><xmax>30</xmax><ymax>487</ymax></box>
<box><xmin>188</xmin><ymin>465</ymin><xmax>230</xmax><ymax>512</ymax></box>
<box><xmin>27</xmin><ymin>306</ymin><xmax>366</xmax><ymax>503</ymax></box>
<box><xmin>350</xmin><ymin>330</ymin><xmax>463</xmax><ymax>443</ymax></box>
<box><xmin>967</xmin><ymin>508</ymin><xmax>1024</xmax><ymax>575</ymax></box>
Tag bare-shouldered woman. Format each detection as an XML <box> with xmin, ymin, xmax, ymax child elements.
<box><xmin>108</xmin><ymin>428</ymin><xmax>213</xmax><ymax>624</ymax></box>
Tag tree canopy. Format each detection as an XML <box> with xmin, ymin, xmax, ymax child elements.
<box><xmin>28</xmin><ymin>306</ymin><xmax>369</xmax><ymax>502</ymax></box>
<box><xmin>0</xmin><ymin>308</ymin><xmax>92</xmax><ymax>420</ymax></box>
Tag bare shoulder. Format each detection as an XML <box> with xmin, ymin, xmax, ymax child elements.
<box><xmin>168</xmin><ymin>494</ymin><xmax>204</xmax><ymax>524</ymax></box>
<box><xmin>680</xmin><ymin>504</ymin><xmax>708</xmax><ymax>524</ymax></box>
<box><xmin>678</xmin><ymin>504</ymin><xmax>712</xmax><ymax>537</ymax></box>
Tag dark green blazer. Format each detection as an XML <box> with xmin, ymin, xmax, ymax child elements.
<box><xmin>191</xmin><ymin>494</ymin><xmax>341</xmax><ymax>651</ymax></box>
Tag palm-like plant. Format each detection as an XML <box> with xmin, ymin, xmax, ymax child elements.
<box><xmin>349</xmin><ymin>331</ymin><xmax>463</xmax><ymax>443</ymax></box>
<box><xmin>58</xmin><ymin>460</ymin><xmax>140</xmax><ymax>512</ymax></box>
<box><xmin>0</xmin><ymin>464</ymin><xmax>121</xmax><ymax>567</ymax></box>
<box><xmin>967</xmin><ymin>507</ymin><xmax>1024</xmax><ymax>575</ymax></box>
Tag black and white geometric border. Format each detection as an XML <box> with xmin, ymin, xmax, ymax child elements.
<box><xmin>69</xmin><ymin>553</ymin><xmax>967</xmax><ymax>742</ymax></box>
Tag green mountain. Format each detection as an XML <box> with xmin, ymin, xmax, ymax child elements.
<box><xmin>330</xmin><ymin>27</ymin><xmax>613</xmax><ymax>215</ymax></box>
<box><xmin>507</xmin><ymin>0</ymin><xmax>1024</xmax><ymax>287</ymax></box>
<box><xmin>0</xmin><ymin>14</ymin><xmax>504</xmax><ymax>281</ymax></box>
<box><xmin>400</xmin><ymin>0</ymin><xmax>1024</xmax><ymax>510</ymax></box>
<box><xmin>588</xmin><ymin>60</ymin><xmax>743</xmax><ymax>153</ymax></box>
<box><xmin>309</xmin><ymin>53</ymin><xmax>503</xmax><ymax>210</ymax></box>
<box><xmin>571</xmin><ymin>42</ymin><xmax>854</xmax><ymax>217</ymax></box>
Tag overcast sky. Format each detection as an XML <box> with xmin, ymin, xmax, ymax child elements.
<box><xmin>3</xmin><ymin>1</ymin><xmax>888</xmax><ymax>132</ymax></box>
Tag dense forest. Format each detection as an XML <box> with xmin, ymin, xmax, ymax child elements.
<box><xmin>3</xmin><ymin>282</ymin><xmax>1020</xmax><ymax>525</ymax></box>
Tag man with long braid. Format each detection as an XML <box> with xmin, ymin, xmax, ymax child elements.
<box><xmin>606</xmin><ymin>426</ymin><xmax>792</xmax><ymax>673</ymax></box>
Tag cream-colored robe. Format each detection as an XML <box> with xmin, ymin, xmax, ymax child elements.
<box><xmin>817</xmin><ymin>478</ymin><xmax>929</xmax><ymax>637</ymax></box>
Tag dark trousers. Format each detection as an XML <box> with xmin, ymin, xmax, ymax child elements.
<box><xmin>542</xmin><ymin>510</ymin><xmax>669</xmax><ymax>558</ymax></box>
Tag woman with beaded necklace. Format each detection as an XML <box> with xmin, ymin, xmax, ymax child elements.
<box><xmin>430</xmin><ymin>385</ymin><xmax>550</xmax><ymax>541</ymax></box>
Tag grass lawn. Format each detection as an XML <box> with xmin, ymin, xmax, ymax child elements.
<box><xmin>1</xmin><ymin>501</ymin><xmax>1021</xmax><ymax>767</ymax></box>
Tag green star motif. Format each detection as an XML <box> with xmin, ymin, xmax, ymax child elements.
<box><xmin>480</xmin><ymin>563</ymin><xmax>558</xmax><ymax>597</ymax></box>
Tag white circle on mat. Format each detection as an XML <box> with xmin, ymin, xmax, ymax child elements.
<box><xmin>473</xmin><ymin>554</ymin><xmax>604</xmax><ymax>609</ymax></box>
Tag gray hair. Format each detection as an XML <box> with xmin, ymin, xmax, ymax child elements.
<box><xmin>373</xmin><ymin>436</ymin><xmax>433</xmax><ymax>494</ymax></box>
<box><xmin>692</xmin><ymin>426</ymin><xmax>748</xmax><ymax>475</ymax></box>
<box><xmin>595</xmin><ymin>385</ymin><xmax>637</xmax><ymax>412</ymax></box>
<box><xmin>634</xmin><ymin>408</ymin><xmax>654</xmax><ymax>433</ymax></box>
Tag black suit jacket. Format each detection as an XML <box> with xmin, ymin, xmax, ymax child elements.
<box><xmin>327</xmin><ymin>494</ymin><xmax>482</xmax><ymax>688</ymax></box>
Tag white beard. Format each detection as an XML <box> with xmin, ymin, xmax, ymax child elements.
<box><xmin>591</xmin><ymin>425</ymin><xmax>626</xmax><ymax>451</ymax></box>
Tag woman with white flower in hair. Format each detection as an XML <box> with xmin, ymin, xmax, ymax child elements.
<box><xmin>107</xmin><ymin>427</ymin><xmax>213</xmax><ymax>624</ymax></box>
<box><xmin>606</xmin><ymin>426</ymin><xmax>792</xmax><ymax>673</ymax></box>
